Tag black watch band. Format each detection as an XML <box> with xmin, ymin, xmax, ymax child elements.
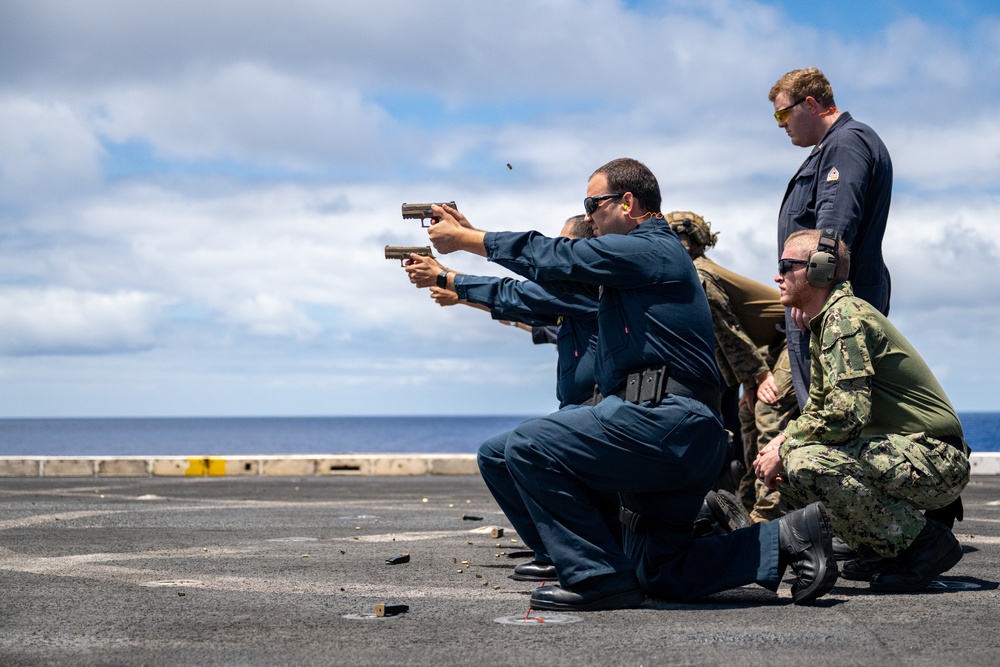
<box><xmin>436</xmin><ymin>270</ymin><xmax>449</xmax><ymax>289</ymax></box>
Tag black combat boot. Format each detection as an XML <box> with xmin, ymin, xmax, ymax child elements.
<box><xmin>511</xmin><ymin>560</ymin><xmax>557</xmax><ymax>582</ymax></box>
<box><xmin>707</xmin><ymin>489</ymin><xmax>754</xmax><ymax>532</ymax></box>
<box><xmin>529</xmin><ymin>571</ymin><xmax>645</xmax><ymax>612</ymax></box>
<box><xmin>694</xmin><ymin>490</ymin><xmax>754</xmax><ymax>537</ymax></box>
<box><xmin>831</xmin><ymin>536</ymin><xmax>860</xmax><ymax>561</ymax></box>
<box><xmin>869</xmin><ymin>520</ymin><xmax>962</xmax><ymax>593</ymax></box>
<box><xmin>840</xmin><ymin>544</ymin><xmax>895</xmax><ymax>581</ymax></box>
<box><xmin>777</xmin><ymin>502</ymin><xmax>839</xmax><ymax>604</ymax></box>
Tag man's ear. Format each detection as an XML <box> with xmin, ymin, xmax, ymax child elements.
<box><xmin>622</xmin><ymin>192</ymin><xmax>635</xmax><ymax>212</ymax></box>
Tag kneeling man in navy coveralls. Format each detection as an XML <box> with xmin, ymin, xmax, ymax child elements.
<box><xmin>755</xmin><ymin>230</ymin><xmax>970</xmax><ymax>593</ymax></box>
<box><xmin>426</xmin><ymin>158</ymin><xmax>838</xmax><ymax>611</ymax></box>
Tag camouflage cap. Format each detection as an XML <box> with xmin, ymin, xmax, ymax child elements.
<box><xmin>665</xmin><ymin>211</ymin><xmax>718</xmax><ymax>250</ymax></box>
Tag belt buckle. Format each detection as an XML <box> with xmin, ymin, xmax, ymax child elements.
<box><xmin>639</xmin><ymin>367</ymin><xmax>665</xmax><ymax>404</ymax></box>
<box><xmin>624</xmin><ymin>373</ymin><xmax>642</xmax><ymax>403</ymax></box>
<box><xmin>618</xmin><ymin>506</ymin><xmax>644</xmax><ymax>533</ymax></box>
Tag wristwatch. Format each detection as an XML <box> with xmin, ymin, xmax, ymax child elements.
<box><xmin>436</xmin><ymin>270</ymin><xmax>449</xmax><ymax>289</ymax></box>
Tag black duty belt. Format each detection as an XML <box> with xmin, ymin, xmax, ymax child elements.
<box><xmin>594</xmin><ymin>366</ymin><xmax>721</xmax><ymax>413</ymax></box>
<box><xmin>618</xmin><ymin>505</ymin><xmax>692</xmax><ymax>534</ymax></box>
<box><xmin>619</xmin><ymin>506</ymin><xmax>648</xmax><ymax>533</ymax></box>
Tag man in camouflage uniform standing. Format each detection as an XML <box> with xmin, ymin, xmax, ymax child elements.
<box><xmin>667</xmin><ymin>211</ymin><xmax>797</xmax><ymax>523</ymax></box>
<box><xmin>754</xmin><ymin>229</ymin><xmax>970</xmax><ymax>593</ymax></box>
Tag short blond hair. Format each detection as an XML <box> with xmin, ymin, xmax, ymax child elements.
<box><xmin>785</xmin><ymin>229</ymin><xmax>851</xmax><ymax>282</ymax></box>
<box><xmin>769</xmin><ymin>67</ymin><xmax>835</xmax><ymax>107</ymax></box>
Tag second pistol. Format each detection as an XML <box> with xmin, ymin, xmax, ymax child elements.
<box><xmin>384</xmin><ymin>245</ymin><xmax>434</xmax><ymax>266</ymax></box>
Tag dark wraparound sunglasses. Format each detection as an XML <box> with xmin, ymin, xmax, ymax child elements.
<box><xmin>778</xmin><ymin>258</ymin><xmax>809</xmax><ymax>274</ymax></box>
<box><xmin>584</xmin><ymin>193</ymin><xmax>623</xmax><ymax>215</ymax></box>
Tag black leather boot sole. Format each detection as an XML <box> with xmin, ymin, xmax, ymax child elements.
<box><xmin>706</xmin><ymin>489</ymin><xmax>754</xmax><ymax>533</ymax></box>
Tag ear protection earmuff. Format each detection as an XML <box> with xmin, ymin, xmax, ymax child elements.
<box><xmin>806</xmin><ymin>228</ymin><xmax>839</xmax><ymax>287</ymax></box>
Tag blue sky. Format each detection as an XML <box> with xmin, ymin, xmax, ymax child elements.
<box><xmin>1</xmin><ymin>0</ymin><xmax>998</xmax><ymax>417</ymax></box>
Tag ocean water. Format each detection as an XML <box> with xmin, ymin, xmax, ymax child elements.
<box><xmin>0</xmin><ymin>415</ymin><xmax>538</xmax><ymax>457</ymax></box>
<box><xmin>0</xmin><ymin>413</ymin><xmax>997</xmax><ymax>457</ymax></box>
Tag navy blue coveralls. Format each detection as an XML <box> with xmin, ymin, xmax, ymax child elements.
<box><xmin>778</xmin><ymin>111</ymin><xmax>893</xmax><ymax>408</ymax></box>
<box><xmin>479</xmin><ymin>218</ymin><xmax>785</xmax><ymax>600</ymax></box>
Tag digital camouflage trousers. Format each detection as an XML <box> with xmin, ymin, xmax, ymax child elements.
<box><xmin>737</xmin><ymin>347</ymin><xmax>799</xmax><ymax>521</ymax></box>
<box><xmin>781</xmin><ymin>432</ymin><xmax>970</xmax><ymax>557</ymax></box>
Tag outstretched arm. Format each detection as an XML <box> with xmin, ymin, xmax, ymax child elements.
<box><xmin>426</xmin><ymin>204</ymin><xmax>488</xmax><ymax>256</ymax></box>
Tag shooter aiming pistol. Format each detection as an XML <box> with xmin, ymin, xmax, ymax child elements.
<box><xmin>384</xmin><ymin>245</ymin><xmax>434</xmax><ymax>266</ymax></box>
<box><xmin>401</xmin><ymin>201</ymin><xmax>457</xmax><ymax>227</ymax></box>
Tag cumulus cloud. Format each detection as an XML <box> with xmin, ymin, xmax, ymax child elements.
<box><xmin>1</xmin><ymin>0</ymin><xmax>999</xmax><ymax>414</ymax></box>
<box><xmin>0</xmin><ymin>98</ymin><xmax>104</xmax><ymax>204</ymax></box>
<box><xmin>0</xmin><ymin>288</ymin><xmax>163</xmax><ymax>355</ymax></box>
<box><xmin>885</xmin><ymin>117</ymin><xmax>1000</xmax><ymax>191</ymax></box>
<box><xmin>93</xmin><ymin>63</ymin><xmax>395</xmax><ymax>168</ymax></box>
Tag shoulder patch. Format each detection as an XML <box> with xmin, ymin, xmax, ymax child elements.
<box><xmin>820</xmin><ymin>306</ymin><xmax>873</xmax><ymax>381</ymax></box>
<box><xmin>826</xmin><ymin>167</ymin><xmax>839</xmax><ymax>182</ymax></box>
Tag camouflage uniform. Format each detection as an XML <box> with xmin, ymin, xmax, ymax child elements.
<box><xmin>742</xmin><ymin>347</ymin><xmax>798</xmax><ymax>521</ymax></box>
<box><xmin>666</xmin><ymin>212</ymin><xmax>798</xmax><ymax>521</ymax></box>
<box><xmin>779</xmin><ymin>282</ymin><xmax>970</xmax><ymax>557</ymax></box>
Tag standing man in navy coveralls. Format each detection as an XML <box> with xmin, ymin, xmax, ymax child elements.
<box><xmin>770</xmin><ymin>67</ymin><xmax>893</xmax><ymax>409</ymax></box>
<box><xmin>425</xmin><ymin>158</ymin><xmax>838</xmax><ymax>611</ymax></box>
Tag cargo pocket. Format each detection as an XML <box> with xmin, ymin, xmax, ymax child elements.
<box><xmin>786</xmin><ymin>164</ymin><xmax>818</xmax><ymax>216</ymax></box>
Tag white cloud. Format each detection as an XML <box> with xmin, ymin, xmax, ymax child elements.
<box><xmin>884</xmin><ymin>196</ymin><xmax>1000</xmax><ymax>310</ymax></box>
<box><xmin>1</xmin><ymin>0</ymin><xmax>999</xmax><ymax>415</ymax></box>
<box><xmin>0</xmin><ymin>98</ymin><xmax>104</xmax><ymax>204</ymax></box>
<box><xmin>0</xmin><ymin>288</ymin><xmax>163</xmax><ymax>355</ymax></box>
<box><xmin>226</xmin><ymin>293</ymin><xmax>321</xmax><ymax>339</ymax></box>
<box><xmin>886</xmin><ymin>117</ymin><xmax>1000</xmax><ymax>191</ymax></box>
<box><xmin>93</xmin><ymin>63</ymin><xmax>394</xmax><ymax>168</ymax></box>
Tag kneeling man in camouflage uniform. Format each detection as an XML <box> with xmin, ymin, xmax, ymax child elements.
<box><xmin>754</xmin><ymin>229</ymin><xmax>970</xmax><ymax>593</ymax></box>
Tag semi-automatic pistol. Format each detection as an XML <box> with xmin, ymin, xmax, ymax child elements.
<box><xmin>401</xmin><ymin>201</ymin><xmax>457</xmax><ymax>227</ymax></box>
<box><xmin>384</xmin><ymin>245</ymin><xmax>435</xmax><ymax>266</ymax></box>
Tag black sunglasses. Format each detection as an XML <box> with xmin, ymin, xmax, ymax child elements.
<box><xmin>584</xmin><ymin>193</ymin><xmax>623</xmax><ymax>215</ymax></box>
<box><xmin>778</xmin><ymin>258</ymin><xmax>809</xmax><ymax>274</ymax></box>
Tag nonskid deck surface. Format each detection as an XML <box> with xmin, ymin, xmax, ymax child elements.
<box><xmin>1</xmin><ymin>474</ymin><xmax>999</xmax><ymax>666</ymax></box>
